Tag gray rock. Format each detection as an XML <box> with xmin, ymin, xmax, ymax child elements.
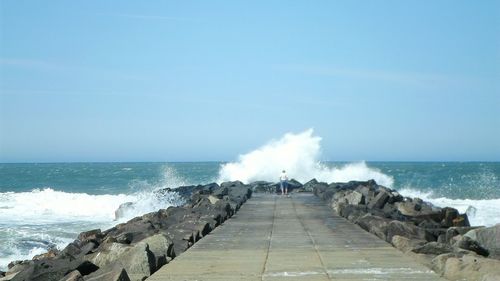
<box><xmin>84</xmin><ymin>264</ymin><xmax>131</xmax><ymax>281</ymax></box>
<box><xmin>465</xmin><ymin>224</ymin><xmax>500</xmax><ymax>258</ymax></box>
<box><xmin>444</xmin><ymin>226</ymin><xmax>479</xmax><ymax>244</ymax></box>
<box><xmin>88</xmin><ymin>242</ymin><xmax>155</xmax><ymax>281</ymax></box>
<box><xmin>440</xmin><ymin>207</ymin><xmax>469</xmax><ymax>227</ymax></box>
<box><xmin>432</xmin><ymin>253</ymin><xmax>500</xmax><ymax>281</ymax></box>
<box><xmin>368</xmin><ymin>191</ymin><xmax>390</xmax><ymax>209</ymax></box>
<box><xmin>454</xmin><ymin>235</ymin><xmax>489</xmax><ymax>257</ymax></box>
<box><xmin>395</xmin><ymin>200</ymin><xmax>436</xmax><ymax>217</ymax></box>
<box><xmin>386</xmin><ymin>220</ymin><xmax>433</xmax><ymax>242</ymax></box>
<box><xmin>337</xmin><ymin>204</ymin><xmax>368</xmax><ymax>222</ymax></box>
<box><xmin>345</xmin><ymin>191</ymin><xmax>365</xmax><ymax>205</ymax></box>
<box><xmin>78</xmin><ymin>229</ymin><xmax>102</xmax><ymax>243</ymax></box>
<box><xmin>138</xmin><ymin>234</ymin><xmax>172</xmax><ymax>271</ymax></box>
<box><xmin>59</xmin><ymin>270</ymin><xmax>83</xmax><ymax>281</ymax></box>
<box><xmin>356</xmin><ymin>214</ymin><xmax>390</xmax><ymax>240</ymax></box>
<box><xmin>391</xmin><ymin>235</ymin><xmax>426</xmax><ymax>253</ymax></box>
<box><xmin>412</xmin><ymin>242</ymin><xmax>454</xmax><ymax>255</ymax></box>
<box><xmin>121</xmin><ymin>243</ymin><xmax>155</xmax><ymax>281</ymax></box>
<box><xmin>60</xmin><ymin>242</ymin><xmax>96</xmax><ymax>260</ymax></box>
<box><xmin>9</xmin><ymin>259</ymin><xmax>97</xmax><ymax>281</ymax></box>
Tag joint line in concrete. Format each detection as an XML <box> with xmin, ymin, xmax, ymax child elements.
<box><xmin>291</xmin><ymin>196</ymin><xmax>332</xmax><ymax>280</ymax></box>
<box><xmin>261</xmin><ymin>195</ymin><xmax>277</xmax><ymax>280</ymax></box>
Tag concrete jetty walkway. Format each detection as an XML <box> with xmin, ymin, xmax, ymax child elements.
<box><xmin>148</xmin><ymin>193</ymin><xmax>444</xmax><ymax>280</ymax></box>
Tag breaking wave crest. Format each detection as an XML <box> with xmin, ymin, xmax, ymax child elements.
<box><xmin>217</xmin><ymin>129</ymin><xmax>394</xmax><ymax>187</ymax></box>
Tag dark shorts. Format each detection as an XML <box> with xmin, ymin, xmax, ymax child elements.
<box><xmin>280</xmin><ymin>180</ymin><xmax>288</xmax><ymax>189</ymax></box>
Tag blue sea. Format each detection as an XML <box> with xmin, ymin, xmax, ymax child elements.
<box><xmin>0</xmin><ymin>161</ymin><xmax>499</xmax><ymax>270</ymax></box>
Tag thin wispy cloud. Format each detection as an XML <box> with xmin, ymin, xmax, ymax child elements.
<box><xmin>101</xmin><ymin>13</ymin><xmax>196</xmax><ymax>22</ymax></box>
<box><xmin>272</xmin><ymin>63</ymin><xmax>467</xmax><ymax>88</ymax></box>
<box><xmin>0</xmin><ymin>58</ymin><xmax>62</xmax><ymax>70</ymax></box>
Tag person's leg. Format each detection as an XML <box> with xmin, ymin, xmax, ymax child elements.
<box><xmin>284</xmin><ymin>181</ymin><xmax>288</xmax><ymax>195</ymax></box>
<box><xmin>280</xmin><ymin>181</ymin><xmax>284</xmax><ymax>195</ymax></box>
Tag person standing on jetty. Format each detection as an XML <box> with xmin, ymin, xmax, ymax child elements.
<box><xmin>280</xmin><ymin>170</ymin><xmax>289</xmax><ymax>196</ymax></box>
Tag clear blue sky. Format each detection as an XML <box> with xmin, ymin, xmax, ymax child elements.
<box><xmin>0</xmin><ymin>0</ymin><xmax>499</xmax><ymax>162</ymax></box>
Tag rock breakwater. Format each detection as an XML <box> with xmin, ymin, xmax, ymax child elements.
<box><xmin>1</xmin><ymin>181</ymin><xmax>252</xmax><ymax>281</ymax></box>
<box><xmin>311</xmin><ymin>179</ymin><xmax>500</xmax><ymax>281</ymax></box>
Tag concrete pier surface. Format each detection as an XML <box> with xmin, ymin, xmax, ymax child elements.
<box><xmin>148</xmin><ymin>193</ymin><xmax>444</xmax><ymax>281</ymax></box>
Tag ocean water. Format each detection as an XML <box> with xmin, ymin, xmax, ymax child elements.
<box><xmin>0</xmin><ymin>131</ymin><xmax>499</xmax><ymax>270</ymax></box>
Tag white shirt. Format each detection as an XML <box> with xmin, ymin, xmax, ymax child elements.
<box><xmin>280</xmin><ymin>172</ymin><xmax>288</xmax><ymax>181</ymax></box>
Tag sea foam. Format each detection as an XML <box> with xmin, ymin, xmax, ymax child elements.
<box><xmin>398</xmin><ymin>188</ymin><xmax>500</xmax><ymax>227</ymax></box>
<box><xmin>217</xmin><ymin>129</ymin><xmax>394</xmax><ymax>187</ymax></box>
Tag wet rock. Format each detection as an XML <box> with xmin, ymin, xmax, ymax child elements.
<box><xmin>60</xmin><ymin>242</ymin><xmax>96</xmax><ymax>260</ymax></box>
<box><xmin>6</xmin><ymin>261</ymin><xmax>34</xmax><ymax>277</ymax></box>
<box><xmin>78</xmin><ymin>229</ymin><xmax>102</xmax><ymax>244</ymax></box>
<box><xmin>9</xmin><ymin>259</ymin><xmax>97</xmax><ymax>281</ymax></box>
<box><xmin>33</xmin><ymin>249</ymin><xmax>59</xmax><ymax>261</ymax></box>
<box><xmin>114</xmin><ymin>202</ymin><xmax>134</xmax><ymax>220</ymax></box>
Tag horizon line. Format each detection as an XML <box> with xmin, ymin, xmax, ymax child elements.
<box><xmin>1</xmin><ymin>160</ymin><xmax>499</xmax><ymax>165</ymax></box>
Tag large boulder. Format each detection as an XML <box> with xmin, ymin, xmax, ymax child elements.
<box><xmin>87</xmin><ymin>242</ymin><xmax>155</xmax><ymax>281</ymax></box>
<box><xmin>464</xmin><ymin>224</ymin><xmax>500</xmax><ymax>259</ymax></box>
<box><xmin>356</xmin><ymin>214</ymin><xmax>390</xmax><ymax>240</ymax></box>
<box><xmin>138</xmin><ymin>234</ymin><xmax>173</xmax><ymax>271</ymax></box>
<box><xmin>395</xmin><ymin>200</ymin><xmax>440</xmax><ymax>219</ymax></box>
<box><xmin>78</xmin><ymin>229</ymin><xmax>103</xmax><ymax>244</ymax></box>
<box><xmin>83</xmin><ymin>263</ymin><xmax>131</xmax><ymax>281</ymax></box>
<box><xmin>386</xmin><ymin>220</ymin><xmax>433</xmax><ymax>242</ymax></box>
<box><xmin>454</xmin><ymin>236</ymin><xmax>490</xmax><ymax>257</ymax></box>
<box><xmin>391</xmin><ymin>235</ymin><xmax>426</xmax><ymax>253</ymax></box>
<box><xmin>8</xmin><ymin>259</ymin><xmax>98</xmax><ymax>281</ymax></box>
<box><xmin>301</xmin><ymin>179</ymin><xmax>328</xmax><ymax>192</ymax></box>
<box><xmin>249</xmin><ymin>181</ymin><xmax>275</xmax><ymax>193</ymax></box>
<box><xmin>337</xmin><ymin>204</ymin><xmax>368</xmax><ymax>222</ymax></box>
<box><xmin>367</xmin><ymin>190</ymin><xmax>390</xmax><ymax>209</ymax></box>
